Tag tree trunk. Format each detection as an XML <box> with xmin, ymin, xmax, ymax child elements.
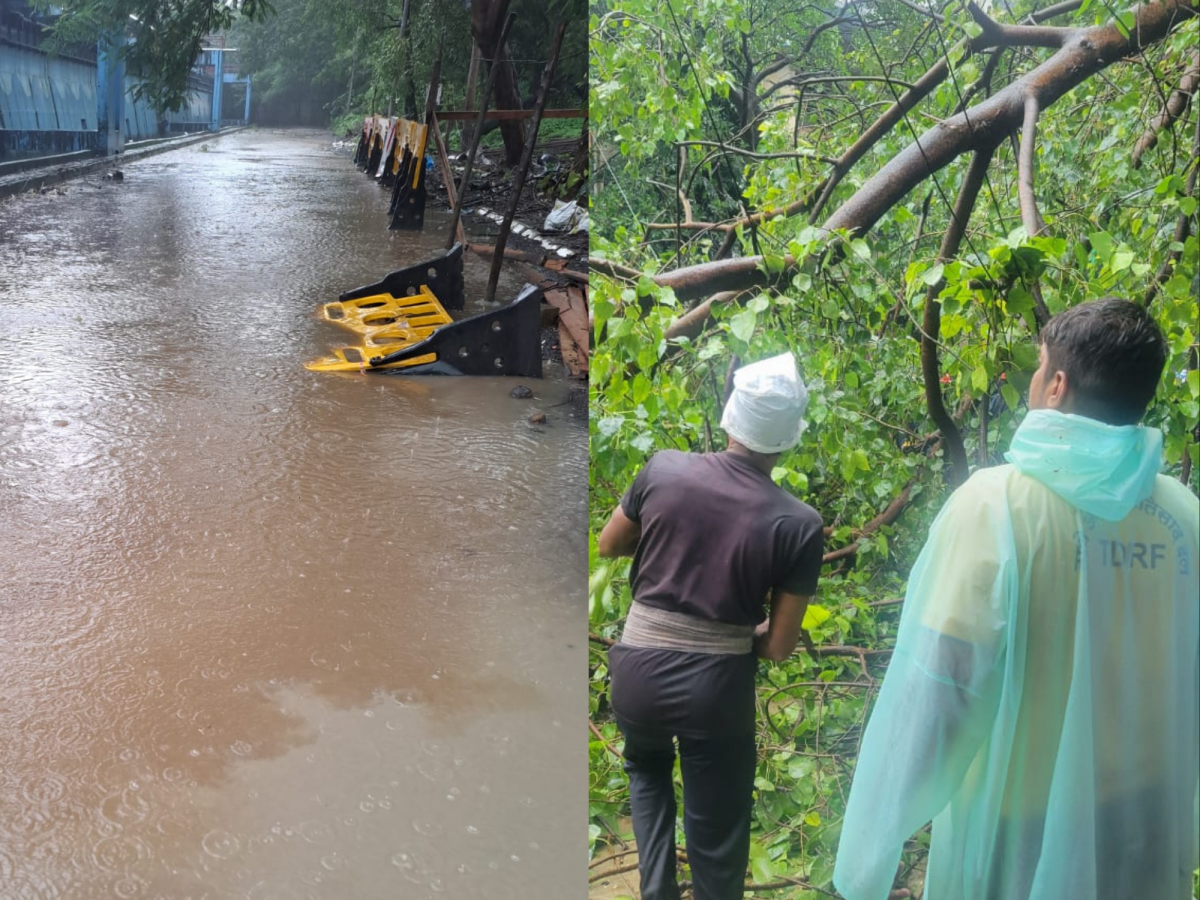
<box><xmin>400</xmin><ymin>0</ymin><xmax>417</xmax><ymax>117</ymax></box>
<box><xmin>470</xmin><ymin>0</ymin><xmax>525</xmax><ymax>165</ymax></box>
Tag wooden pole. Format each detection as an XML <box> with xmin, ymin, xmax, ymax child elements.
<box><xmin>462</xmin><ymin>41</ymin><xmax>481</xmax><ymax>148</ymax></box>
<box><xmin>430</xmin><ymin>113</ymin><xmax>465</xmax><ymax>246</ymax></box>
<box><xmin>446</xmin><ymin>12</ymin><xmax>515</xmax><ymax>251</ymax></box>
<box><xmin>484</xmin><ymin>21</ymin><xmax>566</xmax><ymax>304</ymax></box>
<box><xmin>423</xmin><ymin>39</ymin><xmax>442</xmax><ymax>125</ymax></box>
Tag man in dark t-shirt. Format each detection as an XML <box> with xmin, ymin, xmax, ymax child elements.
<box><xmin>598</xmin><ymin>353</ymin><xmax>825</xmax><ymax>900</ymax></box>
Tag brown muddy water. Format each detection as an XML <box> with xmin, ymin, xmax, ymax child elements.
<box><xmin>0</xmin><ymin>130</ymin><xmax>587</xmax><ymax>899</ymax></box>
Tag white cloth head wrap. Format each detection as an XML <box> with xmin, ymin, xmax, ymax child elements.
<box><xmin>720</xmin><ymin>352</ymin><xmax>809</xmax><ymax>454</ymax></box>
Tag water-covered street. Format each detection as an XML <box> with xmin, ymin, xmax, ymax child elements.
<box><xmin>0</xmin><ymin>129</ymin><xmax>587</xmax><ymax>899</ymax></box>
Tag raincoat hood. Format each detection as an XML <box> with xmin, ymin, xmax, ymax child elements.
<box><xmin>1004</xmin><ymin>408</ymin><xmax>1162</xmax><ymax>521</ymax></box>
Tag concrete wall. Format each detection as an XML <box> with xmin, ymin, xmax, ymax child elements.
<box><xmin>0</xmin><ymin>44</ymin><xmax>214</xmax><ymax>162</ymax></box>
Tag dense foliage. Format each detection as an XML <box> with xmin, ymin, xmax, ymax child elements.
<box><xmin>228</xmin><ymin>0</ymin><xmax>586</xmax><ymax>138</ymax></box>
<box><xmin>588</xmin><ymin>0</ymin><xmax>1198</xmax><ymax>895</ymax></box>
<box><xmin>32</xmin><ymin>0</ymin><xmax>274</xmax><ymax>112</ymax></box>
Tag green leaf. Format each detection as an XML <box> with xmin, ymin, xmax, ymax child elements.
<box><xmin>730</xmin><ymin>309</ymin><xmax>757</xmax><ymax>343</ymax></box>
<box><xmin>598</xmin><ymin>416</ymin><xmax>623</xmax><ymax>437</ymax></box>
<box><xmin>972</xmin><ymin>364</ymin><xmax>988</xmax><ymax>392</ymax></box>
<box><xmin>921</xmin><ymin>262</ymin><xmax>945</xmax><ymax>286</ymax></box>
<box><xmin>631</xmin><ymin>373</ymin><xmax>651</xmax><ymax>405</ymax></box>
<box><xmin>1001</xmin><ymin>383</ymin><xmax>1021</xmax><ymax>411</ymax></box>
<box><xmin>1110</xmin><ymin>248</ymin><xmax>1134</xmax><ymax>272</ymax></box>
<box><xmin>802</xmin><ymin>604</ymin><xmax>832</xmax><ymax>630</ymax></box>
<box><xmin>850</xmin><ymin>239</ymin><xmax>871</xmax><ymax>260</ymax></box>
<box><xmin>631</xmin><ymin>432</ymin><xmax>655</xmax><ymax>452</ymax></box>
<box><xmin>1089</xmin><ymin>231</ymin><xmax>1114</xmax><ymax>263</ymax></box>
<box><xmin>1006</xmin><ymin>284</ymin><xmax>1034</xmax><ymax>317</ymax></box>
<box><xmin>804</xmin><ymin>811</ymin><xmax>822</xmax><ymax>827</ymax></box>
<box><xmin>1012</xmin><ymin>343</ymin><xmax>1040</xmax><ymax>371</ymax></box>
<box><xmin>748</xmin><ymin>294</ymin><xmax>770</xmax><ymax>314</ymax></box>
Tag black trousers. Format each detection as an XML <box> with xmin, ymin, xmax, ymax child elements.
<box><xmin>609</xmin><ymin>644</ymin><xmax>758</xmax><ymax>900</ymax></box>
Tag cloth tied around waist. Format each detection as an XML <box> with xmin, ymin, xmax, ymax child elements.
<box><xmin>620</xmin><ymin>601</ymin><xmax>755</xmax><ymax>656</ymax></box>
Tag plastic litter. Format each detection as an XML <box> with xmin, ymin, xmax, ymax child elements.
<box><xmin>719</xmin><ymin>352</ymin><xmax>808</xmax><ymax>453</ymax></box>
<box><xmin>543</xmin><ymin>199</ymin><xmax>584</xmax><ymax>234</ymax></box>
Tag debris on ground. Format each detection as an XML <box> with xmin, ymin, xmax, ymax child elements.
<box><xmin>424</xmin><ymin>143</ymin><xmax>589</xmax><ymax>380</ymax></box>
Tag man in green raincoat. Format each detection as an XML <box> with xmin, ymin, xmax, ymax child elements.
<box><xmin>834</xmin><ymin>298</ymin><xmax>1199</xmax><ymax>900</ymax></box>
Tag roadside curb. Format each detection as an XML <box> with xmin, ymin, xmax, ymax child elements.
<box><xmin>0</xmin><ymin>126</ymin><xmax>249</xmax><ymax>201</ymax></box>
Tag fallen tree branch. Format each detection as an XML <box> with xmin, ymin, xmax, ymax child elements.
<box><xmin>646</xmin><ymin>0</ymin><xmax>1091</xmax><ymax>254</ymax></box>
<box><xmin>589</xmin><ymin>259</ymin><xmax>646</xmax><ymax>282</ymax></box>
<box><xmin>1018</xmin><ymin>95</ymin><xmax>1046</xmax><ymax>236</ymax></box>
<box><xmin>663</xmin><ymin>291</ymin><xmax>743</xmax><ymax>342</ymax></box>
<box><xmin>635</xmin><ymin>0</ymin><xmax>1191</xmax><ymax>303</ymax></box>
<box><xmin>923</xmin><ymin>146</ymin><xmax>995</xmax><ymax>487</ymax></box>
<box><xmin>822</xmin><ymin>479</ymin><xmax>917</xmax><ymax>563</ymax></box>
<box><xmin>1132</xmin><ymin>48</ymin><xmax>1200</xmax><ymax>167</ymax></box>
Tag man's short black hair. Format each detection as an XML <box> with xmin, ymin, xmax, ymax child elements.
<box><xmin>1039</xmin><ymin>297</ymin><xmax>1168</xmax><ymax>425</ymax></box>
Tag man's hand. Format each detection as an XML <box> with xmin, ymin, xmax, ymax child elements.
<box><xmin>754</xmin><ymin>589</ymin><xmax>810</xmax><ymax>661</ymax></box>
<box><xmin>597</xmin><ymin>506</ymin><xmax>641</xmax><ymax>558</ymax></box>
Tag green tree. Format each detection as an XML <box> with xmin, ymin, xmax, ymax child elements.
<box><xmin>32</xmin><ymin>0</ymin><xmax>275</xmax><ymax>113</ymax></box>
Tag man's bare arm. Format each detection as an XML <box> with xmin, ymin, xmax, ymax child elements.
<box><xmin>597</xmin><ymin>506</ymin><xmax>642</xmax><ymax>558</ymax></box>
<box><xmin>754</xmin><ymin>589</ymin><xmax>810</xmax><ymax>662</ymax></box>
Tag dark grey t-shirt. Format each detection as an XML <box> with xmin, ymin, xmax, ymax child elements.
<box><xmin>620</xmin><ymin>450</ymin><xmax>824</xmax><ymax>626</ymax></box>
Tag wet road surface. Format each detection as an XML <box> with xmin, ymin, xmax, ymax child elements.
<box><xmin>0</xmin><ymin>129</ymin><xmax>586</xmax><ymax>899</ymax></box>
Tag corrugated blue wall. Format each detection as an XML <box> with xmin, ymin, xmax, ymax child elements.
<box><xmin>1</xmin><ymin>44</ymin><xmax>214</xmax><ymax>161</ymax></box>
<box><xmin>0</xmin><ymin>52</ymin><xmax>95</xmax><ymax>130</ymax></box>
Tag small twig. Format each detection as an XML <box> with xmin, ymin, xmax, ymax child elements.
<box><xmin>589</xmin><ymin>718</ymin><xmax>624</xmax><ymax>760</ymax></box>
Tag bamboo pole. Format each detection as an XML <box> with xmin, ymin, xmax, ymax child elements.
<box><xmin>445</xmin><ymin>12</ymin><xmax>515</xmax><ymax>251</ymax></box>
<box><xmin>484</xmin><ymin>21</ymin><xmax>566</xmax><ymax>304</ymax></box>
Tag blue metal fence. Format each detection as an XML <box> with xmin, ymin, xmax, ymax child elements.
<box><xmin>0</xmin><ymin>42</ymin><xmax>216</xmax><ymax>162</ymax></box>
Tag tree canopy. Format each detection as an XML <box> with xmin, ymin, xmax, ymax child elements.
<box><xmin>589</xmin><ymin>0</ymin><xmax>1198</xmax><ymax>893</ymax></box>
<box><xmin>229</xmin><ymin>0</ymin><xmax>586</xmax><ymax>147</ymax></box>
<box><xmin>32</xmin><ymin>0</ymin><xmax>274</xmax><ymax>112</ymax></box>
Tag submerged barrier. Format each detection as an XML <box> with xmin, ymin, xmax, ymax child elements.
<box><xmin>306</xmin><ymin>242</ymin><xmax>542</xmax><ymax>377</ymax></box>
<box><xmin>353</xmin><ymin>114</ymin><xmax>429</xmax><ymax>231</ymax></box>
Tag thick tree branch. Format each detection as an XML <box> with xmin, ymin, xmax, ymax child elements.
<box><xmin>650</xmin><ymin>0</ymin><xmax>1089</xmax><ymax>251</ymax></box>
<box><xmin>663</xmin><ymin>291</ymin><xmax>742</xmax><ymax>342</ymax></box>
<box><xmin>652</xmin><ymin>255</ymin><xmax>798</xmax><ymax>304</ymax></box>
<box><xmin>822</xmin><ymin>0</ymin><xmax>1196</xmax><ymax>237</ymax></box>
<box><xmin>922</xmin><ymin>146</ymin><xmax>996</xmax><ymax>487</ymax></box>
<box><xmin>640</xmin><ymin>0</ymin><xmax>1193</xmax><ymax>307</ymax></box>
<box><xmin>1018</xmin><ymin>95</ymin><xmax>1047</xmax><ymax>236</ymax></box>
<box><xmin>1132</xmin><ymin>49</ymin><xmax>1200</xmax><ymax>167</ymax></box>
<box><xmin>589</xmin><ymin>259</ymin><xmax>645</xmax><ymax>282</ymax></box>
<box><xmin>822</xmin><ymin>480</ymin><xmax>917</xmax><ymax>563</ymax></box>
<box><xmin>965</xmin><ymin>0</ymin><xmax>1076</xmax><ymax>48</ymax></box>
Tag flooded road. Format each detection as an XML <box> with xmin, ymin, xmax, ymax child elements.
<box><xmin>0</xmin><ymin>129</ymin><xmax>587</xmax><ymax>899</ymax></box>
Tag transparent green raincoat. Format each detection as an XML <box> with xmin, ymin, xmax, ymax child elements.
<box><xmin>834</xmin><ymin>410</ymin><xmax>1199</xmax><ymax>900</ymax></box>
